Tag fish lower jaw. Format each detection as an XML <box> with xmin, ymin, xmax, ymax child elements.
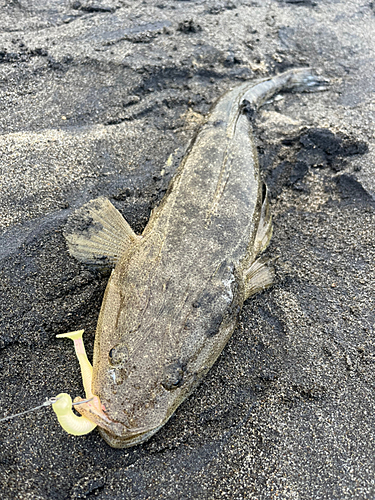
<box><xmin>76</xmin><ymin>398</ymin><xmax>167</xmax><ymax>447</ymax></box>
<box><xmin>98</xmin><ymin>422</ymin><xmax>165</xmax><ymax>448</ymax></box>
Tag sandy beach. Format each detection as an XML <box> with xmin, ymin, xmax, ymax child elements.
<box><xmin>0</xmin><ymin>1</ymin><xmax>374</xmax><ymax>498</ymax></box>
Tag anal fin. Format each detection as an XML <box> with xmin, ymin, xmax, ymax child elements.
<box><xmin>254</xmin><ymin>183</ymin><xmax>273</xmax><ymax>255</ymax></box>
<box><xmin>64</xmin><ymin>197</ymin><xmax>139</xmax><ymax>266</ymax></box>
<box><xmin>243</xmin><ymin>183</ymin><xmax>275</xmax><ymax>300</ymax></box>
<box><xmin>244</xmin><ymin>256</ymin><xmax>275</xmax><ymax>300</ymax></box>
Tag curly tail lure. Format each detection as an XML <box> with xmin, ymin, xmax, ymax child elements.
<box><xmin>0</xmin><ymin>330</ymin><xmax>96</xmax><ymax>434</ymax></box>
<box><xmin>52</xmin><ymin>330</ymin><xmax>100</xmax><ymax>436</ymax></box>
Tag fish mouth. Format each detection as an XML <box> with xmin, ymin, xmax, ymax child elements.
<box><xmin>98</xmin><ymin>424</ymin><xmax>164</xmax><ymax>448</ymax></box>
<box><xmin>74</xmin><ymin>396</ymin><xmax>164</xmax><ymax>448</ymax></box>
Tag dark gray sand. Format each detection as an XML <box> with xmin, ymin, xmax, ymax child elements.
<box><xmin>1</xmin><ymin>1</ymin><xmax>375</xmax><ymax>498</ymax></box>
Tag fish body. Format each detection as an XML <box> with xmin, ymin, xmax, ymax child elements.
<box><xmin>63</xmin><ymin>68</ymin><xmax>326</xmax><ymax>447</ymax></box>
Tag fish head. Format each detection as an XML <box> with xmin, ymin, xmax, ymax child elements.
<box><xmin>75</xmin><ymin>331</ymin><xmax>191</xmax><ymax>448</ymax></box>
<box><xmin>75</xmin><ymin>255</ymin><xmax>240</xmax><ymax>448</ymax></box>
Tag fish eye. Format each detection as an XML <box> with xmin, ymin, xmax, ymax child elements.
<box><xmin>108</xmin><ymin>344</ymin><xmax>129</xmax><ymax>366</ymax></box>
<box><xmin>161</xmin><ymin>361</ymin><xmax>185</xmax><ymax>391</ymax></box>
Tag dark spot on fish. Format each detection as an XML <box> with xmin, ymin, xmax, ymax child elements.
<box><xmin>114</xmin><ymin>368</ymin><xmax>128</xmax><ymax>386</ymax></box>
<box><xmin>180</xmin><ymin>201</ymin><xmax>201</xmax><ymax>219</ymax></box>
<box><xmin>108</xmin><ymin>343</ymin><xmax>129</xmax><ymax>366</ymax></box>
<box><xmin>241</xmin><ymin>99</ymin><xmax>256</xmax><ymax>121</ymax></box>
<box><xmin>161</xmin><ymin>361</ymin><xmax>186</xmax><ymax>390</ymax></box>
<box><xmin>213</xmin><ymin>119</ymin><xmax>225</xmax><ymax>127</ymax></box>
<box><xmin>192</xmin><ymin>301</ymin><xmax>201</xmax><ymax>308</ymax></box>
<box><xmin>206</xmin><ymin>313</ymin><xmax>224</xmax><ymax>337</ymax></box>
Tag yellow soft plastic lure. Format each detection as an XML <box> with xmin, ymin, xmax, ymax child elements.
<box><xmin>52</xmin><ymin>330</ymin><xmax>97</xmax><ymax>436</ymax></box>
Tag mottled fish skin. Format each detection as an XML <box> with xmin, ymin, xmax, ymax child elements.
<box><xmin>70</xmin><ymin>69</ymin><xmax>327</xmax><ymax>447</ymax></box>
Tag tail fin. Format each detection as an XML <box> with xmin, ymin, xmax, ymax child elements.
<box><xmin>279</xmin><ymin>67</ymin><xmax>329</xmax><ymax>93</ymax></box>
<box><xmin>242</xmin><ymin>68</ymin><xmax>329</xmax><ymax>109</ymax></box>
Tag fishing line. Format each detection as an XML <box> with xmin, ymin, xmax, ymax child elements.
<box><xmin>0</xmin><ymin>396</ymin><xmax>94</xmax><ymax>423</ymax></box>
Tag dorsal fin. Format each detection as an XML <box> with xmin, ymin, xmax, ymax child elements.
<box><xmin>64</xmin><ymin>197</ymin><xmax>139</xmax><ymax>266</ymax></box>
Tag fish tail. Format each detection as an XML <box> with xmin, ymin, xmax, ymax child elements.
<box><xmin>275</xmin><ymin>67</ymin><xmax>329</xmax><ymax>93</ymax></box>
<box><xmin>241</xmin><ymin>68</ymin><xmax>329</xmax><ymax>110</ymax></box>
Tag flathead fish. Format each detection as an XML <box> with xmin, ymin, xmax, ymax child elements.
<box><xmin>52</xmin><ymin>68</ymin><xmax>327</xmax><ymax>447</ymax></box>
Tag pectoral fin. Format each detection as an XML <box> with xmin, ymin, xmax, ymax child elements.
<box><xmin>244</xmin><ymin>256</ymin><xmax>275</xmax><ymax>300</ymax></box>
<box><xmin>64</xmin><ymin>197</ymin><xmax>140</xmax><ymax>266</ymax></box>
